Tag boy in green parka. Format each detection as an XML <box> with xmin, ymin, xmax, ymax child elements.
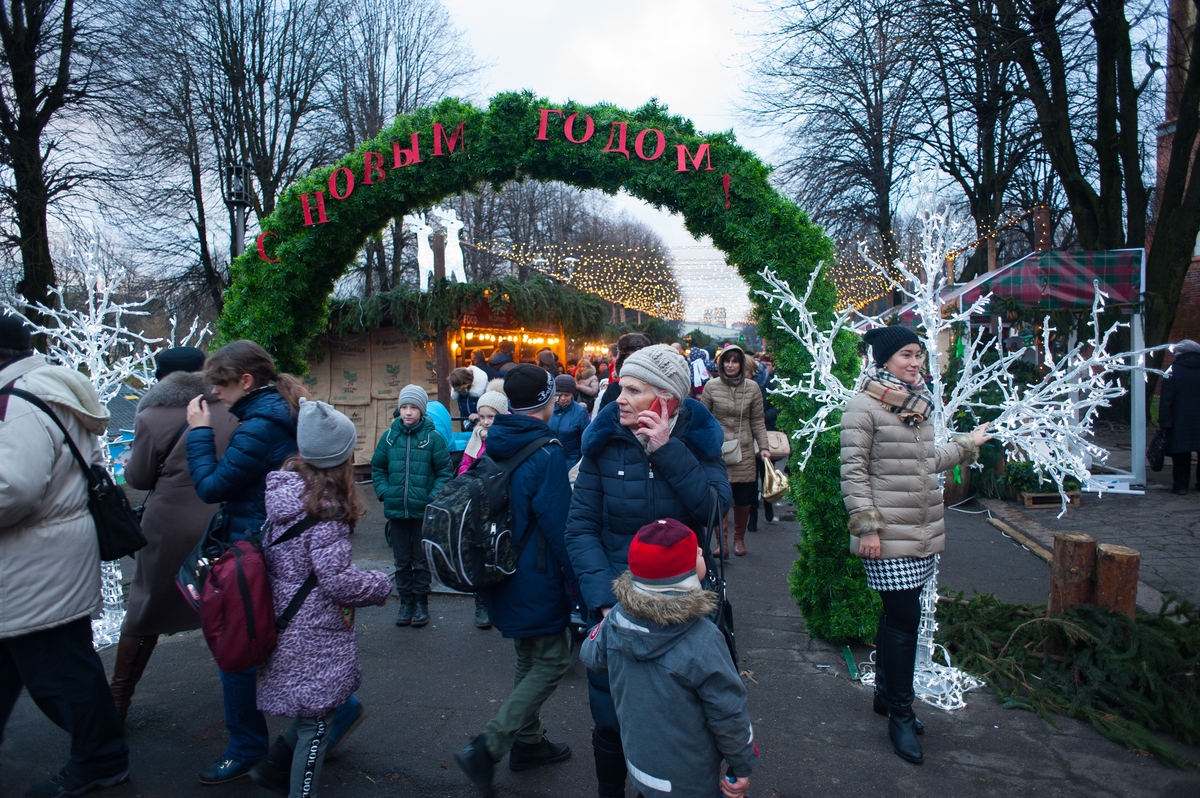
<box><xmin>371</xmin><ymin>384</ymin><xmax>453</xmax><ymax>628</ymax></box>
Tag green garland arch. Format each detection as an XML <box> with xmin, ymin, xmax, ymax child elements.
<box><xmin>216</xmin><ymin>91</ymin><xmax>878</xmax><ymax>642</ymax></box>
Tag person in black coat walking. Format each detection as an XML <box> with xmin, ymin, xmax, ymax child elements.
<box><xmin>565</xmin><ymin>345</ymin><xmax>731</xmax><ymax>798</ymax></box>
<box><xmin>1160</xmin><ymin>339</ymin><xmax>1200</xmax><ymax>494</ymax></box>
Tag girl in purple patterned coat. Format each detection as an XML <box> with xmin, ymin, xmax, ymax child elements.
<box><xmin>249</xmin><ymin>399</ymin><xmax>392</xmax><ymax>797</ymax></box>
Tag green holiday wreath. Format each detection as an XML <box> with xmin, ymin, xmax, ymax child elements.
<box><xmin>216</xmin><ymin>90</ymin><xmax>876</xmax><ymax>642</ymax></box>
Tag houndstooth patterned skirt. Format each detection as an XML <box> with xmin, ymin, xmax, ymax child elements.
<box><xmin>862</xmin><ymin>555</ymin><xmax>936</xmax><ymax>592</ymax></box>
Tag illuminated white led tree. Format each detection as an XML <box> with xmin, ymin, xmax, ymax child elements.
<box><xmin>758</xmin><ymin>184</ymin><xmax>1163</xmax><ymax>709</ymax></box>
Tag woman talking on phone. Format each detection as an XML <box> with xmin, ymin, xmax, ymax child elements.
<box><xmin>565</xmin><ymin>344</ymin><xmax>731</xmax><ymax>798</ymax></box>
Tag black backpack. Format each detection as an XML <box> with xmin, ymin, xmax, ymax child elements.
<box><xmin>422</xmin><ymin>436</ymin><xmax>558</xmax><ymax>592</ymax></box>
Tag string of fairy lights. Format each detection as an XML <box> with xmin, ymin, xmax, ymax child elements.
<box><xmin>828</xmin><ymin>206</ymin><xmax>1050</xmax><ymax>311</ymax></box>
<box><xmin>469</xmin><ymin>240</ymin><xmax>689</xmax><ymax>320</ymax></box>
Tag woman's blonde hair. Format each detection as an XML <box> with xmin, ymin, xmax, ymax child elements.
<box><xmin>204</xmin><ymin>340</ymin><xmax>307</xmax><ymax>417</ymax></box>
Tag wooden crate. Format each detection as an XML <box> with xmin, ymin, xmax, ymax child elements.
<box><xmin>1019</xmin><ymin>490</ymin><xmax>1081</xmax><ymax>510</ymax></box>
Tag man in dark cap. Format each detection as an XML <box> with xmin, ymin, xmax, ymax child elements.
<box><xmin>455</xmin><ymin>365</ymin><xmax>579</xmax><ymax>797</ymax></box>
<box><xmin>153</xmin><ymin>346</ymin><xmax>206</xmax><ymax>381</ymax></box>
<box><xmin>0</xmin><ymin>314</ymin><xmax>132</xmax><ymax>796</ymax></box>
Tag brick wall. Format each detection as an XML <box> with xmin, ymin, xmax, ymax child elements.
<box><xmin>1170</xmin><ymin>258</ymin><xmax>1200</xmax><ymax>344</ymax></box>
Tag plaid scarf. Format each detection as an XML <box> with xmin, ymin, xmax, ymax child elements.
<box><xmin>861</xmin><ymin>366</ymin><xmax>934</xmax><ymax>425</ymax></box>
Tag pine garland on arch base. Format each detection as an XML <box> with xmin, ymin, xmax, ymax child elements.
<box><xmin>216</xmin><ymin>90</ymin><xmax>879</xmax><ymax>643</ymax></box>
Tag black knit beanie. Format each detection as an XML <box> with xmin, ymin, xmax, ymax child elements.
<box><xmin>155</xmin><ymin>346</ymin><xmax>206</xmax><ymax>381</ymax></box>
<box><xmin>0</xmin><ymin>314</ymin><xmax>32</xmax><ymax>352</ymax></box>
<box><xmin>505</xmin><ymin>364</ymin><xmax>556</xmax><ymax>412</ymax></box>
<box><xmin>862</xmin><ymin>325</ymin><xmax>921</xmax><ymax>366</ymax></box>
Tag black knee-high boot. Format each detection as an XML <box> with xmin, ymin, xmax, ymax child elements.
<box><xmin>878</xmin><ymin>624</ymin><xmax>924</xmax><ymax>764</ymax></box>
<box><xmin>592</xmin><ymin>728</ymin><xmax>626</xmax><ymax>797</ymax></box>
<box><xmin>872</xmin><ymin>615</ymin><xmax>922</xmax><ymax>733</ymax></box>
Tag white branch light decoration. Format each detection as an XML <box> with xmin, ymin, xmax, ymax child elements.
<box><xmin>757</xmin><ymin>182</ymin><xmax>1162</xmax><ymax>709</ymax></box>
<box><xmin>3</xmin><ymin>233</ymin><xmax>211</xmax><ymax>650</ymax></box>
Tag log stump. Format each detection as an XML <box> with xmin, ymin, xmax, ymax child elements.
<box><xmin>1094</xmin><ymin>544</ymin><xmax>1141</xmax><ymax>619</ymax></box>
<box><xmin>1048</xmin><ymin>532</ymin><xmax>1096</xmax><ymax>617</ymax></box>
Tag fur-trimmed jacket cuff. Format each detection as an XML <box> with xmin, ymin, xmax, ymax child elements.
<box><xmin>951</xmin><ymin>433</ymin><xmax>980</xmax><ymax>466</ymax></box>
<box><xmin>847</xmin><ymin>508</ymin><xmax>884</xmax><ymax>537</ymax></box>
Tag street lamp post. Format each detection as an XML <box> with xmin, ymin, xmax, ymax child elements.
<box><xmin>226</xmin><ymin>163</ymin><xmax>252</xmax><ymax>258</ymax></box>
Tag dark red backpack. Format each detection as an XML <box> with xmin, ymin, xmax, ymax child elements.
<box><xmin>198</xmin><ymin>516</ymin><xmax>319</xmax><ymax>673</ymax></box>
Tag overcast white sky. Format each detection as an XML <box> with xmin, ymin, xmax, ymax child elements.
<box><xmin>442</xmin><ymin>0</ymin><xmax>779</xmax><ymax>323</ymax></box>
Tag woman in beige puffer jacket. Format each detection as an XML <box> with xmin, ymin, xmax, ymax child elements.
<box><xmin>701</xmin><ymin>344</ymin><xmax>769</xmax><ymax>557</ymax></box>
<box><xmin>840</xmin><ymin>324</ymin><xmax>989</xmax><ymax>768</ymax></box>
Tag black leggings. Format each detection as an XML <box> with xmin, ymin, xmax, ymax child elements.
<box><xmin>879</xmin><ymin>587</ymin><xmax>923</xmax><ymax>634</ymax></box>
<box><xmin>730</xmin><ymin>480</ymin><xmax>757</xmax><ymax>508</ymax></box>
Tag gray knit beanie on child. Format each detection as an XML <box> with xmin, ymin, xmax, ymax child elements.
<box><xmin>397</xmin><ymin>384</ymin><xmax>428</xmax><ymax>414</ymax></box>
<box><xmin>297</xmin><ymin>398</ymin><xmax>357</xmax><ymax>468</ymax></box>
<box><xmin>618</xmin><ymin>344</ymin><xmax>691</xmax><ymax>402</ymax></box>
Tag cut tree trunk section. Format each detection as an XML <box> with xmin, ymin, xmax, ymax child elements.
<box><xmin>1094</xmin><ymin>544</ymin><xmax>1141</xmax><ymax>619</ymax></box>
<box><xmin>1048</xmin><ymin>532</ymin><xmax>1097</xmax><ymax>616</ymax></box>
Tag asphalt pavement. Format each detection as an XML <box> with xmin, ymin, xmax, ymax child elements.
<box><xmin>3</xmin><ymin>489</ymin><xmax>1199</xmax><ymax>798</ymax></box>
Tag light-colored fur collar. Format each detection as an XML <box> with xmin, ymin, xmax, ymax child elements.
<box><xmin>451</xmin><ymin>365</ymin><xmax>489</xmax><ymax>400</ymax></box>
<box><xmin>137</xmin><ymin>371</ymin><xmax>213</xmax><ymax>411</ymax></box>
<box><xmin>612</xmin><ymin>571</ymin><xmax>717</xmax><ymax>625</ymax></box>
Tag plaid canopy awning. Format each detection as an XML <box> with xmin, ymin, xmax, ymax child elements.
<box><xmin>879</xmin><ymin>249</ymin><xmax>1144</xmax><ymax>328</ymax></box>
<box><xmin>966</xmin><ymin>249</ymin><xmax>1143</xmax><ymax>308</ymax></box>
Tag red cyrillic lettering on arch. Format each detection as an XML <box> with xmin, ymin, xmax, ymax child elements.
<box><xmin>603</xmin><ymin>122</ymin><xmax>629</xmax><ymax>158</ymax></box>
<box><xmin>392</xmin><ymin>133</ymin><xmax>422</xmax><ymax>168</ymax></box>
<box><xmin>675</xmin><ymin>143</ymin><xmax>714</xmax><ymax>172</ymax></box>
<box><xmin>299</xmin><ymin>191</ymin><xmax>328</xmax><ymax>226</ymax></box>
<box><xmin>433</xmin><ymin>122</ymin><xmax>466</xmax><ymax>156</ymax></box>
<box><xmin>363</xmin><ymin>151</ymin><xmax>386</xmax><ymax>184</ymax></box>
<box><xmin>634</xmin><ymin>128</ymin><xmax>665</xmax><ymax>161</ymax></box>
<box><xmin>256</xmin><ymin>231</ymin><xmax>280</xmax><ymax>263</ymax></box>
<box><xmin>329</xmin><ymin>167</ymin><xmax>355</xmax><ymax>200</ymax></box>
<box><xmin>564</xmin><ymin>113</ymin><xmax>594</xmax><ymax>144</ymax></box>
<box><xmin>537</xmin><ymin>109</ymin><xmax>564</xmax><ymax>140</ymax></box>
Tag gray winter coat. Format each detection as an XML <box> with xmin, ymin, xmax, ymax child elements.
<box><xmin>580</xmin><ymin>573</ymin><xmax>758</xmax><ymax>798</ymax></box>
<box><xmin>0</xmin><ymin>354</ymin><xmax>109</xmax><ymax>639</ymax></box>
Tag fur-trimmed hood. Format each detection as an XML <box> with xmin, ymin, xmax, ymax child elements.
<box><xmin>580</xmin><ymin>397</ymin><xmax>724</xmax><ymax>461</ymax></box>
<box><xmin>599</xmin><ymin>572</ymin><xmax>718</xmax><ymax>663</ymax></box>
<box><xmin>450</xmin><ymin>365</ymin><xmax>489</xmax><ymax>400</ymax></box>
<box><xmin>613</xmin><ymin>572</ymin><xmax>716</xmax><ymax>626</ymax></box>
<box><xmin>137</xmin><ymin>371</ymin><xmax>214</xmax><ymax>412</ymax></box>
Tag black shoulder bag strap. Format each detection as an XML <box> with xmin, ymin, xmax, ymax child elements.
<box><xmin>135</xmin><ymin>422</ymin><xmax>190</xmax><ymax>517</ymax></box>
<box><xmin>498</xmin><ymin>435</ymin><xmax>560</xmax><ymax>572</ymax></box>
<box><xmin>0</xmin><ymin>387</ymin><xmax>98</xmax><ymax>486</ymax></box>
<box><xmin>267</xmin><ymin>516</ymin><xmax>321</xmax><ymax>633</ymax></box>
<box><xmin>160</xmin><ymin>423</ymin><xmax>189</xmax><ymax>474</ymax></box>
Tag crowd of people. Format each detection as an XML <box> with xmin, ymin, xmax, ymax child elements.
<box><xmin>1</xmin><ymin>310</ymin><xmax>1006</xmax><ymax>798</ymax></box>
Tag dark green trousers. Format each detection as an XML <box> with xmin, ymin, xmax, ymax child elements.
<box><xmin>484</xmin><ymin>628</ymin><xmax>572</xmax><ymax>760</ymax></box>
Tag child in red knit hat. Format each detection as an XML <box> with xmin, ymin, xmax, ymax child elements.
<box><xmin>580</xmin><ymin>519</ymin><xmax>757</xmax><ymax>798</ymax></box>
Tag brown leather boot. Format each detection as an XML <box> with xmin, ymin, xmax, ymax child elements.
<box><xmin>733</xmin><ymin>506</ymin><xmax>750</xmax><ymax>556</ymax></box>
<box><xmin>717</xmin><ymin>513</ymin><xmax>731</xmax><ymax>560</ymax></box>
<box><xmin>109</xmin><ymin>633</ymin><xmax>158</xmax><ymax>723</ymax></box>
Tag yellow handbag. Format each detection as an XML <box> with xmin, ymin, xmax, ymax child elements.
<box><xmin>762</xmin><ymin>458</ymin><xmax>789</xmax><ymax>503</ymax></box>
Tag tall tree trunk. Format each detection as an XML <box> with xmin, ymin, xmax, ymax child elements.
<box><xmin>11</xmin><ymin>136</ymin><xmax>58</xmax><ymax>323</ymax></box>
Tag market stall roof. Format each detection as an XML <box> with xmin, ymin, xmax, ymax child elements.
<box><xmin>860</xmin><ymin>249</ymin><xmax>1145</xmax><ymax>329</ymax></box>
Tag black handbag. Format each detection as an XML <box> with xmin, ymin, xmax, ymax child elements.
<box><xmin>176</xmin><ymin>505</ymin><xmax>232</xmax><ymax>613</ymax></box>
<box><xmin>1147</xmin><ymin>428</ymin><xmax>1168</xmax><ymax>473</ymax></box>
<box><xmin>698</xmin><ymin>486</ymin><xmax>738</xmax><ymax>666</ymax></box>
<box><xmin>0</xmin><ymin>386</ymin><xmax>147</xmax><ymax>561</ymax></box>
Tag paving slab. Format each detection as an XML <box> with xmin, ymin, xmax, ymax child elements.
<box><xmin>3</xmin><ymin>490</ymin><xmax>1199</xmax><ymax>797</ymax></box>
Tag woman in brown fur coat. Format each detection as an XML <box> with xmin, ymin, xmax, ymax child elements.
<box><xmin>109</xmin><ymin>349</ymin><xmax>237</xmax><ymax>722</ymax></box>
